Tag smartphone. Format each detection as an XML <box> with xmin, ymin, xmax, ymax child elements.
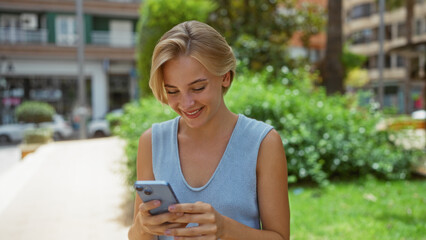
<box><xmin>134</xmin><ymin>180</ymin><xmax>180</xmax><ymax>215</ymax></box>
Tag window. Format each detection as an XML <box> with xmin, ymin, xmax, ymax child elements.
<box><xmin>55</xmin><ymin>15</ymin><xmax>76</xmax><ymax>46</ymax></box>
<box><xmin>369</xmin><ymin>55</ymin><xmax>378</xmax><ymax>69</ymax></box>
<box><xmin>385</xmin><ymin>54</ymin><xmax>392</xmax><ymax>69</ymax></box>
<box><xmin>350</xmin><ymin>3</ymin><xmax>374</xmax><ymax>20</ymax></box>
<box><xmin>385</xmin><ymin>24</ymin><xmax>392</xmax><ymax>40</ymax></box>
<box><xmin>352</xmin><ymin>29</ymin><xmax>374</xmax><ymax>45</ymax></box>
<box><xmin>396</xmin><ymin>55</ymin><xmax>405</xmax><ymax>67</ymax></box>
<box><xmin>397</xmin><ymin>22</ymin><xmax>406</xmax><ymax>38</ymax></box>
<box><xmin>415</xmin><ymin>19</ymin><xmax>421</xmax><ymax>35</ymax></box>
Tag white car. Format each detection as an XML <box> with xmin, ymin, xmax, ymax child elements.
<box><xmin>0</xmin><ymin>115</ymin><xmax>73</xmax><ymax>143</ymax></box>
<box><xmin>87</xmin><ymin>109</ymin><xmax>123</xmax><ymax>138</ymax></box>
<box><xmin>41</xmin><ymin>115</ymin><xmax>73</xmax><ymax>140</ymax></box>
<box><xmin>0</xmin><ymin>122</ymin><xmax>35</xmax><ymax>143</ymax></box>
<box><xmin>87</xmin><ymin>119</ymin><xmax>111</xmax><ymax>138</ymax></box>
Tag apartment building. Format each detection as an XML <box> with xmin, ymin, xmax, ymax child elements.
<box><xmin>0</xmin><ymin>0</ymin><xmax>140</xmax><ymax>124</ymax></box>
<box><xmin>344</xmin><ymin>0</ymin><xmax>426</xmax><ymax>113</ymax></box>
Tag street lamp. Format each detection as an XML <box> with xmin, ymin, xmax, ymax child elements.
<box><xmin>75</xmin><ymin>0</ymin><xmax>87</xmax><ymax>139</ymax></box>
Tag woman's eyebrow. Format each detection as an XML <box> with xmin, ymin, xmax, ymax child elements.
<box><xmin>164</xmin><ymin>84</ymin><xmax>177</xmax><ymax>88</ymax></box>
<box><xmin>164</xmin><ymin>78</ymin><xmax>207</xmax><ymax>88</ymax></box>
<box><xmin>189</xmin><ymin>78</ymin><xmax>208</xmax><ymax>86</ymax></box>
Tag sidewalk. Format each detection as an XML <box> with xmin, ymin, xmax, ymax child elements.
<box><xmin>0</xmin><ymin>137</ymin><xmax>132</xmax><ymax>240</ymax></box>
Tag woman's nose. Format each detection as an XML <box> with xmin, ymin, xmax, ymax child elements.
<box><xmin>180</xmin><ymin>93</ymin><xmax>195</xmax><ymax>108</ymax></box>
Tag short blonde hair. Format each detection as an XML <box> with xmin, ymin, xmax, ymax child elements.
<box><xmin>149</xmin><ymin>20</ymin><xmax>236</xmax><ymax>104</ymax></box>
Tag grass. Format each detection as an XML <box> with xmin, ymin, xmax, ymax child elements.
<box><xmin>289</xmin><ymin>177</ymin><xmax>426</xmax><ymax>240</ymax></box>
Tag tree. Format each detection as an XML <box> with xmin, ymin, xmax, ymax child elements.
<box><xmin>137</xmin><ymin>0</ymin><xmax>215</xmax><ymax>97</ymax></box>
<box><xmin>320</xmin><ymin>0</ymin><xmax>345</xmax><ymax>95</ymax></box>
<box><xmin>296</xmin><ymin>2</ymin><xmax>326</xmax><ymax>63</ymax></box>
<box><xmin>208</xmin><ymin>0</ymin><xmax>325</xmax><ymax>73</ymax></box>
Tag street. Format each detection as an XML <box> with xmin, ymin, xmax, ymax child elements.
<box><xmin>0</xmin><ymin>137</ymin><xmax>132</xmax><ymax>240</ymax></box>
<box><xmin>0</xmin><ymin>143</ymin><xmax>20</xmax><ymax>176</ymax></box>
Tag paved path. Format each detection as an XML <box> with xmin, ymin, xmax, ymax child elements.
<box><xmin>0</xmin><ymin>137</ymin><xmax>132</xmax><ymax>240</ymax></box>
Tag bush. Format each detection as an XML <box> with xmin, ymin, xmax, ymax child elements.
<box><xmin>226</xmin><ymin>66</ymin><xmax>422</xmax><ymax>185</ymax></box>
<box><xmin>111</xmin><ymin>98</ymin><xmax>176</xmax><ymax>186</ymax></box>
<box><xmin>113</xmin><ymin>65</ymin><xmax>422</xmax><ymax>186</ymax></box>
<box><xmin>15</xmin><ymin>101</ymin><xmax>55</xmax><ymax>124</ymax></box>
<box><xmin>23</xmin><ymin>128</ymin><xmax>53</xmax><ymax>144</ymax></box>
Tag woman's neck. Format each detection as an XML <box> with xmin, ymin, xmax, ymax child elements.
<box><xmin>179</xmin><ymin>106</ymin><xmax>238</xmax><ymax>140</ymax></box>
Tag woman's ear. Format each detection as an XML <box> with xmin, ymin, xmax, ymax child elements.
<box><xmin>222</xmin><ymin>71</ymin><xmax>231</xmax><ymax>88</ymax></box>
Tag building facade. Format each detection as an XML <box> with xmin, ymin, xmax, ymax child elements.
<box><xmin>0</xmin><ymin>0</ymin><xmax>140</xmax><ymax>125</ymax></box>
<box><xmin>344</xmin><ymin>0</ymin><xmax>426</xmax><ymax>113</ymax></box>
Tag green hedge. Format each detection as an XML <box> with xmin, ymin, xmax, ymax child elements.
<box><xmin>112</xmin><ymin>65</ymin><xmax>422</xmax><ymax>186</ymax></box>
<box><xmin>15</xmin><ymin>101</ymin><xmax>55</xmax><ymax>124</ymax></box>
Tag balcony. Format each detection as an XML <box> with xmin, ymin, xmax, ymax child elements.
<box><xmin>0</xmin><ymin>27</ymin><xmax>137</xmax><ymax>48</ymax></box>
<box><xmin>91</xmin><ymin>31</ymin><xmax>137</xmax><ymax>48</ymax></box>
<box><xmin>0</xmin><ymin>27</ymin><xmax>48</xmax><ymax>45</ymax></box>
<box><xmin>0</xmin><ymin>0</ymin><xmax>140</xmax><ymax>18</ymax></box>
<box><xmin>0</xmin><ymin>28</ymin><xmax>136</xmax><ymax>61</ymax></box>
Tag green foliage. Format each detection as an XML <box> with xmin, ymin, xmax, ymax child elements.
<box><xmin>296</xmin><ymin>2</ymin><xmax>326</xmax><ymax>48</ymax></box>
<box><xmin>23</xmin><ymin>128</ymin><xmax>53</xmax><ymax>144</ymax></box>
<box><xmin>111</xmin><ymin>99</ymin><xmax>177</xmax><ymax>186</ymax></box>
<box><xmin>226</xmin><ymin>66</ymin><xmax>421</xmax><ymax>185</ymax></box>
<box><xmin>209</xmin><ymin>0</ymin><xmax>325</xmax><ymax>71</ymax></box>
<box><xmin>15</xmin><ymin>101</ymin><xmax>55</xmax><ymax>124</ymax></box>
<box><xmin>342</xmin><ymin>44</ymin><xmax>367</xmax><ymax>78</ymax></box>
<box><xmin>114</xmin><ymin>66</ymin><xmax>421</xmax><ymax>186</ymax></box>
<box><xmin>137</xmin><ymin>0</ymin><xmax>216</xmax><ymax>96</ymax></box>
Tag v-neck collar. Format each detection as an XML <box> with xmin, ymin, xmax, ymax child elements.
<box><xmin>172</xmin><ymin>114</ymin><xmax>242</xmax><ymax>191</ymax></box>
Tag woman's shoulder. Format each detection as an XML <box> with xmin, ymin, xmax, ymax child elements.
<box><xmin>238</xmin><ymin>114</ymin><xmax>273</xmax><ymax>132</ymax></box>
<box><xmin>139</xmin><ymin>116</ymin><xmax>178</xmax><ymax>142</ymax></box>
<box><xmin>139</xmin><ymin>127</ymin><xmax>152</xmax><ymax>144</ymax></box>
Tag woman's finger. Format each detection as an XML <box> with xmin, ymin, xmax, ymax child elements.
<box><xmin>168</xmin><ymin>201</ymin><xmax>212</xmax><ymax>214</ymax></box>
<box><xmin>143</xmin><ymin>211</ymin><xmax>184</xmax><ymax>226</ymax></box>
<box><xmin>139</xmin><ymin>200</ymin><xmax>161</xmax><ymax>216</ymax></box>
<box><xmin>165</xmin><ymin>223</ymin><xmax>218</xmax><ymax>237</ymax></box>
<box><xmin>172</xmin><ymin>212</ymin><xmax>216</xmax><ymax>224</ymax></box>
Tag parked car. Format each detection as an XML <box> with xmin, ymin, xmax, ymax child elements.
<box><xmin>87</xmin><ymin>119</ymin><xmax>110</xmax><ymax>138</ymax></box>
<box><xmin>41</xmin><ymin>115</ymin><xmax>74</xmax><ymax>140</ymax></box>
<box><xmin>0</xmin><ymin>122</ymin><xmax>35</xmax><ymax>143</ymax></box>
<box><xmin>87</xmin><ymin>109</ymin><xmax>123</xmax><ymax>138</ymax></box>
<box><xmin>0</xmin><ymin>114</ymin><xmax>73</xmax><ymax>143</ymax></box>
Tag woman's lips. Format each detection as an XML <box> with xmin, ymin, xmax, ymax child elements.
<box><xmin>182</xmin><ymin>107</ymin><xmax>204</xmax><ymax>118</ymax></box>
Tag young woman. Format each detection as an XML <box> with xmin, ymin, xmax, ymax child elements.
<box><xmin>128</xmin><ymin>20</ymin><xmax>290</xmax><ymax>240</ymax></box>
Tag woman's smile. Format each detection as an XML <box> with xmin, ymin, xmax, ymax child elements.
<box><xmin>181</xmin><ymin>106</ymin><xmax>204</xmax><ymax>118</ymax></box>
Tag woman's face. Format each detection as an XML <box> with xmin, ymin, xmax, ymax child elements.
<box><xmin>162</xmin><ymin>56</ymin><xmax>230</xmax><ymax>129</ymax></box>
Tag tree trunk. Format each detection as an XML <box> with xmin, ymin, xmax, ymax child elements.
<box><xmin>322</xmin><ymin>0</ymin><xmax>344</xmax><ymax>95</ymax></box>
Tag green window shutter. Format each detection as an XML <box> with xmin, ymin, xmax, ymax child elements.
<box><xmin>84</xmin><ymin>14</ymin><xmax>92</xmax><ymax>44</ymax></box>
<box><xmin>46</xmin><ymin>13</ymin><xmax>57</xmax><ymax>43</ymax></box>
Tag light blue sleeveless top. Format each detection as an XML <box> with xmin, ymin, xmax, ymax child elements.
<box><xmin>152</xmin><ymin>114</ymin><xmax>273</xmax><ymax>239</ymax></box>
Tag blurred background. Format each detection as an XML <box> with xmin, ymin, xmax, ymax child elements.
<box><xmin>0</xmin><ymin>0</ymin><xmax>424</xmax><ymax>239</ymax></box>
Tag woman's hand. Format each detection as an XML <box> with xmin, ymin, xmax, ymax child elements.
<box><xmin>165</xmin><ymin>201</ymin><xmax>226</xmax><ymax>239</ymax></box>
<box><xmin>136</xmin><ymin>200</ymin><xmax>187</xmax><ymax>236</ymax></box>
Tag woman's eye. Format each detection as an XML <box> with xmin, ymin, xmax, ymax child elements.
<box><xmin>193</xmin><ymin>86</ymin><xmax>205</xmax><ymax>92</ymax></box>
<box><xmin>166</xmin><ymin>90</ymin><xmax>179</xmax><ymax>94</ymax></box>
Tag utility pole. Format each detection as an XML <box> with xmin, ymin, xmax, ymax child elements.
<box><xmin>377</xmin><ymin>0</ymin><xmax>385</xmax><ymax>109</ymax></box>
<box><xmin>76</xmin><ymin>0</ymin><xmax>87</xmax><ymax>139</ymax></box>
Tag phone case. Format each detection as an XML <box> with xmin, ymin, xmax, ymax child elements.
<box><xmin>134</xmin><ymin>180</ymin><xmax>179</xmax><ymax>215</ymax></box>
